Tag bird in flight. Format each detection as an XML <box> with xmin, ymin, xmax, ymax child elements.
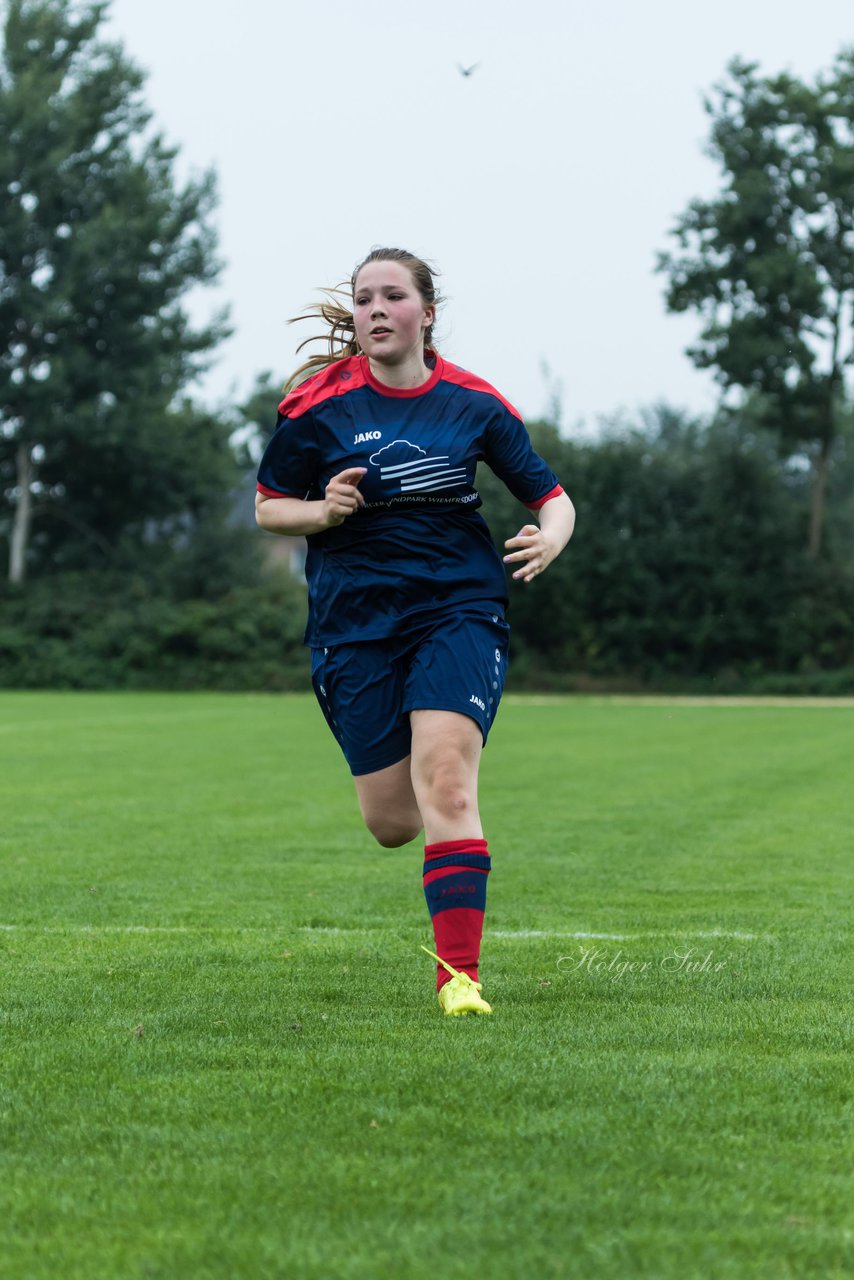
<box><xmin>458</xmin><ymin>62</ymin><xmax>480</xmax><ymax>78</ymax></box>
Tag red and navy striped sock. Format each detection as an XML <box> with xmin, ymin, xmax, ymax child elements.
<box><xmin>422</xmin><ymin>838</ymin><xmax>491</xmax><ymax>991</ymax></box>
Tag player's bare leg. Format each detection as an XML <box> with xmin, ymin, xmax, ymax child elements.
<box><xmin>408</xmin><ymin>709</ymin><xmax>483</xmax><ymax>844</ymax></box>
<box><xmin>410</xmin><ymin>710</ymin><xmax>492</xmax><ymax>1014</ymax></box>
<box><xmin>354</xmin><ymin>757</ymin><xmax>422</xmax><ymax>848</ymax></box>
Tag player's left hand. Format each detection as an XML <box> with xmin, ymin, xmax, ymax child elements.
<box><xmin>502</xmin><ymin>524</ymin><xmax>559</xmax><ymax>584</ymax></box>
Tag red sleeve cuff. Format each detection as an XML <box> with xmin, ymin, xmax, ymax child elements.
<box><xmin>526</xmin><ymin>483</ymin><xmax>564</xmax><ymax>511</ymax></box>
<box><xmin>257</xmin><ymin>482</ymin><xmax>299</xmax><ymax>499</ymax></box>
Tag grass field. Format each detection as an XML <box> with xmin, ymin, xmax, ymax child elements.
<box><xmin>1</xmin><ymin>691</ymin><xmax>852</xmax><ymax>1280</ymax></box>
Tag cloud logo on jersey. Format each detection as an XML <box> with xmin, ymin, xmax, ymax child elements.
<box><xmin>368</xmin><ymin>439</ymin><xmax>467</xmax><ymax>494</ymax></box>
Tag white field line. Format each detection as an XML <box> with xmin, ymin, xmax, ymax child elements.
<box><xmin>0</xmin><ymin>924</ymin><xmax>761</xmax><ymax>940</ymax></box>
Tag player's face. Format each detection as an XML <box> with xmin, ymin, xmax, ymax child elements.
<box><xmin>353</xmin><ymin>262</ymin><xmax>434</xmax><ymax>367</ymax></box>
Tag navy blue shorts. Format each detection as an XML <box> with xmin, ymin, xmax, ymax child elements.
<box><xmin>311</xmin><ymin>609</ymin><xmax>510</xmax><ymax>776</ymax></box>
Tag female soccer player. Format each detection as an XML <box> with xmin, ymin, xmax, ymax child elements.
<box><xmin>256</xmin><ymin>248</ymin><xmax>575</xmax><ymax>1016</ymax></box>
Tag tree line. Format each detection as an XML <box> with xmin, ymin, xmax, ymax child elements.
<box><xmin>1</xmin><ymin>1</ymin><xmax>852</xmax><ymax>692</ymax></box>
<box><xmin>2</xmin><ymin>399</ymin><xmax>852</xmax><ymax>694</ymax></box>
<box><xmin>479</xmin><ymin>408</ymin><xmax>854</xmax><ymax>693</ymax></box>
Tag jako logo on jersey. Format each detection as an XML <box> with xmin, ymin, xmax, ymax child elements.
<box><xmin>469</xmin><ymin>694</ymin><xmax>486</xmax><ymax>711</ymax></box>
<box><xmin>354</xmin><ymin>431</ymin><xmax>382</xmax><ymax>444</ymax></box>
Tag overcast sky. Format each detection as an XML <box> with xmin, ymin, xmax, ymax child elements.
<box><xmin>105</xmin><ymin>0</ymin><xmax>853</xmax><ymax>431</ymax></box>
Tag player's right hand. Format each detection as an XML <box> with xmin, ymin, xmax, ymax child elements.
<box><xmin>322</xmin><ymin>467</ymin><xmax>367</xmax><ymax>526</ymax></box>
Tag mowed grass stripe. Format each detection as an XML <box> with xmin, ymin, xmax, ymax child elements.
<box><xmin>1</xmin><ymin>692</ymin><xmax>852</xmax><ymax>1280</ymax></box>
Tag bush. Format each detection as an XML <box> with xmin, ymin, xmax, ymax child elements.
<box><xmin>0</xmin><ymin>565</ymin><xmax>310</xmax><ymax>691</ymax></box>
<box><xmin>477</xmin><ymin>410</ymin><xmax>854</xmax><ymax>689</ymax></box>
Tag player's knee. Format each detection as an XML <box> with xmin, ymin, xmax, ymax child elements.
<box><xmin>423</xmin><ymin>766</ymin><xmax>473</xmax><ymax>821</ymax></box>
<box><xmin>433</xmin><ymin>786</ymin><xmax>472</xmax><ymax>821</ymax></box>
<box><xmin>412</xmin><ymin>740</ymin><xmax>479</xmax><ymax>826</ymax></box>
<box><xmin>367</xmin><ymin>820</ymin><xmax>421</xmax><ymax>848</ymax></box>
<box><xmin>362</xmin><ymin>810</ymin><xmax>422</xmax><ymax>848</ymax></box>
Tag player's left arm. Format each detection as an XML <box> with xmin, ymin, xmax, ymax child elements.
<box><xmin>502</xmin><ymin>491</ymin><xmax>576</xmax><ymax>584</ymax></box>
<box><xmin>481</xmin><ymin>395</ymin><xmax>575</xmax><ymax>582</ymax></box>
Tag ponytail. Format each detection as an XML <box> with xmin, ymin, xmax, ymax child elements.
<box><xmin>282</xmin><ymin>286</ymin><xmax>357</xmax><ymax>394</ymax></box>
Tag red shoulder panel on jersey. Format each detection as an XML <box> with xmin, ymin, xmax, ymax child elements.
<box><xmin>277</xmin><ymin>356</ymin><xmax>367</xmax><ymax>418</ymax></box>
<box><xmin>526</xmin><ymin>483</ymin><xmax>565</xmax><ymax>511</ymax></box>
<box><xmin>439</xmin><ymin>361</ymin><xmax>525</xmax><ymax>422</ymax></box>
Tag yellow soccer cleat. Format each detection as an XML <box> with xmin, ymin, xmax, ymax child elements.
<box><xmin>421</xmin><ymin>946</ymin><xmax>493</xmax><ymax>1016</ymax></box>
<box><xmin>438</xmin><ymin>974</ymin><xmax>493</xmax><ymax>1017</ymax></box>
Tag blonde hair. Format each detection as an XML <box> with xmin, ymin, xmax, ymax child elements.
<box><xmin>283</xmin><ymin>247</ymin><xmax>442</xmax><ymax>393</ymax></box>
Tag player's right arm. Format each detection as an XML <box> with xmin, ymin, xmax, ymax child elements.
<box><xmin>255</xmin><ymin>467</ymin><xmax>367</xmax><ymax>536</ymax></box>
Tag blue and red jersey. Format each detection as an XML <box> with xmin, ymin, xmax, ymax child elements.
<box><xmin>256</xmin><ymin>353</ymin><xmax>564</xmax><ymax>646</ymax></box>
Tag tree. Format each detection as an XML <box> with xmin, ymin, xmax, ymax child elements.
<box><xmin>657</xmin><ymin>51</ymin><xmax>854</xmax><ymax>556</ymax></box>
<box><xmin>0</xmin><ymin>0</ymin><xmax>229</xmax><ymax>581</ymax></box>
